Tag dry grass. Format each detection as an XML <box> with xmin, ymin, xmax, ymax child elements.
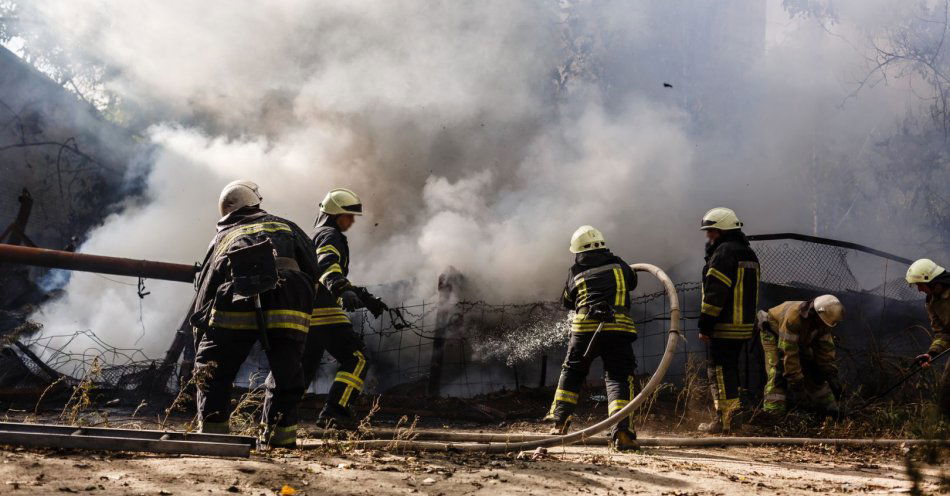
<box><xmin>59</xmin><ymin>358</ymin><xmax>101</xmax><ymax>426</ymax></box>
<box><xmin>674</xmin><ymin>355</ymin><xmax>711</xmax><ymax>430</ymax></box>
<box><xmin>229</xmin><ymin>371</ymin><xmax>267</xmax><ymax>437</ymax></box>
<box><xmin>739</xmin><ymin>358</ymin><xmax>948</xmax><ymax>442</ymax></box>
<box><xmin>312</xmin><ymin>396</ymin><xmax>387</xmax><ymax>454</ymax></box>
<box><xmin>386</xmin><ymin>412</ymin><xmax>421</xmax><ymax>451</ymax></box>
<box><xmin>160</xmin><ymin>363</ymin><xmax>211</xmax><ymax>431</ymax></box>
<box><xmin>29</xmin><ymin>375</ymin><xmax>66</xmax><ymax>421</ymax></box>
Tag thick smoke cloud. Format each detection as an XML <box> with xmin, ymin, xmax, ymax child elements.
<box><xmin>18</xmin><ymin>0</ymin><xmax>928</xmax><ymax>357</ymax></box>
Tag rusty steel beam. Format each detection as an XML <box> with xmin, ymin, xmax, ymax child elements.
<box><xmin>0</xmin><ymin>243</ymin><xmax>196</xmax><ymax>283</ymax></box>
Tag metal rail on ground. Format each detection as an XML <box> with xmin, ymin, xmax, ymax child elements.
<box><xmin>0</xmin><ymin>422</ymin><xmax>256</xmax><ymax>457</ymax></box>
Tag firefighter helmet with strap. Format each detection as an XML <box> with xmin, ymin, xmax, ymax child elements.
<box><xmin>320</xmin><ymin>188</ymin><xmax>363</xmax><ymax>215</ymax></box>
<box><xmin>570</xmin><ymin>225</ymin><xmax>607</xmax><ymax>253</ymax></box>
<box><xmin>700</xmin><ymin>207</ymin><xmax>742</xmax><ymax>231</ymax></box>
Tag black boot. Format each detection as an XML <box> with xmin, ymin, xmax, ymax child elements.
<box><xmin>612</xmin><ymin>430</ymin><xmax>640</xmax><ymax>452</ymax></box>
<box><xmin>546</xmin><ymin>415</ymin><xmax>572</xmax><ymax>435</ymax></box>
<box><xmin>698</xmin><ymin>412</ymin><xmax>730</xmax><ymax>435</ymax></box>
<box><xmin>317</xmin><ymin>403</ymin><xmax>359</xmax><ymax>431</ymax></box>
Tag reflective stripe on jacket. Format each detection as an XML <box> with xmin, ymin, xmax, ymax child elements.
<box><xmin>191</xmin><ymin>207</ymin><xmax>319</xmax><ymax>333</ymax></box>
<box><xmin>561</xmin><ymin>249</ymin><xmax>638</xmax><ymax>334</ymax></box>
<box><xmin>699</xmin><ymin>231</ymin><xmax>760</xmax><ymax>339</ymax></box>
<box><xmin>311</xmin><ymin>221</ymin><xmax>352</xmax><ymax>326</ymax></box>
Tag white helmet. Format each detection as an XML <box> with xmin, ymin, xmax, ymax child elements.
<box><xmin>570</xmin><ymin>225</ymin><xmax>606</xmax><ymax>254</ymax></box>
<box><xmin>320</xmin><ymin>188</ymin><xmax>363</xmax><ymax>216</ymax></box>
<box><xmin>700</xmin><ymin>207</ymin><xmax>743</xmax><ymax>231</ymax></box>
<box><xmin>905</xmin><ymin>258</ymin><xmax>946</xmax><ymax>285</ymax></box>
<box><xmin>813</xmin><ymin>294</ymin><xmax>845</xmax><ymax>327</ymax></box>
<box><xmin>219</xmin><ymin>180</ymin><xmax>262</xmax><ymax>217</ymax></box>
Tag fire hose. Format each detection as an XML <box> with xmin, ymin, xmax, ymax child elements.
<box><xmin>313</xmin><ymin>263</ymin><xmax>683</xmax><ymax>453</ymax></box>
<box><xmin>309</xmin><ymin>429</ymin><xmax>948</xmax><ymax>450</ymax></box>
<box><xmin>308</xmin><ymin>263</ymin><xmax>949</xmax><ymax>452</ymax></box>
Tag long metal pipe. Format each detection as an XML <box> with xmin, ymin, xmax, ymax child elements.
<box><xmin>0</xmin><ymin>243</ymin><xmax>196</xmax><ymax>283</ymax></box>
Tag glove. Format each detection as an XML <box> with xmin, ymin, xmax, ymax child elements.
<box><xmin>587</xmin><ymin>302</ymin><xmax>615</xmax><ymax>323</ymax></box>
<box><xmin>915</xmin><ymin>353</ymin><xmax>932</xmax><ymax>367</ymax></box>
<box><xmin>340</xmin><ymin>289</ymin><xmax>363</xmax><ymax>312</ymax></box>
<box><xmin>363</xmin><ymin>295</ymin><xmax>388</xmax><ymax>318</ymax></box>
<box><xmin>352</xmin><ymin>286</ymin><xmax>388</xmax><ymax>318</ymax></box>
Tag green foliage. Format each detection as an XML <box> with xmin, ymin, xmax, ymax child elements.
<box><xmin>0</xmin><ymin>1</ymin><xmax>119</xmax><ymax>114</ymax></box>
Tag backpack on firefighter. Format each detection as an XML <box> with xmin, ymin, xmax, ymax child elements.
<box><xmin>226</xmin><ymin>239</ymin><xmax>279</xmax><ymax>350</ymax></box>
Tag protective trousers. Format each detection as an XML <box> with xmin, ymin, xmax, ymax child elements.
<box><xmin>706</xmin><ymin>338</ymin><xmax>744</xmax><ymax>429</ymax></box>
<box><xmin>760</xmin><ymin>331</ymin><xmax>837</xmax><ymax>414</ymax></box>
<box><xmin>301</xmin><ymin>322</ymin><xmax>369</xmax><ymax>419</ymax></box>
<box><xmin>548</xmin><ymin>332</ymin><xmax>638</xmax><ymax>437</ymax></box>
<box><xmin>193</xmin><ymin>327</ymin><xmax>305</xmax><ymax>447</ymax></box>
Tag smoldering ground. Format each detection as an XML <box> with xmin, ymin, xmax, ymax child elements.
<box><xmin>7</xmin><ymin>0</ymin><xmax>946</xmax><ymax>360</ymax></box>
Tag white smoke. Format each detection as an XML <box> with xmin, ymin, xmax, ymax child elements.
<box><xmin>15</xmin><ymin>0</ymin><xmax>933</xmax><ymax>358</ymax></box>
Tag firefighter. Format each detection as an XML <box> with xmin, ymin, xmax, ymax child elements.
<box><xmin>906</xmin><ymin>258</ymin><xmax>950</xmax><ymax>417</ymax></box>
<box><xmin>757</xmin><ymin>295</ymin><xmax>845</xmax><ymax>417</ymax></box>
<box><xmin>301</xmin><ymin>188</ymin><xmax>388</xmax><ymax>429</ymax></box>
<box><xmin>697</xmin><ymin>207</ymin><xmax>760</xmax><ymax>434</ymax></box>
<box><xmin>190</xmin><ymin>180</ymin><xmax>319</xmax><ymax>448</ymax></box>
<box><xmin>544</xmin><ymin>225</ymin><xmax>641</xmax><ymax>451</ymax></box>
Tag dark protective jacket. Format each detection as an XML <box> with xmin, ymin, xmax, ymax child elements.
<box><xmin>699</xmin><ymin>230</ymin><xmax>760</xmax><ymax>339</ymax></box>
<box><xmin>925</xmin><ymin>273</ymin><xmax>950</xmax><ymax>355</ymax></box>
<box><xmin>310</xmin><ymin>214</ymin><xmax>353</xmax><ymax>327</ymax></box>
<box><xmin>561</xmin><ymin>249</ymin><xmax>638</xmax><ymax>333</ymax></box>
<box><xmin>191</xmin><ymin>207</ymin><xmax>319</xmax><ymax>334</ymax></box>
<box><xmin>763</xmin><ymin>300</ymin><xmax>837</xmax><ymax>383</ymax></box>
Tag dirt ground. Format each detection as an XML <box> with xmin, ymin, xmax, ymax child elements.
<box><xmin>0</xmin><ymin>428</ymin><xmax>944</xmax><ymax>496</ymax></box>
